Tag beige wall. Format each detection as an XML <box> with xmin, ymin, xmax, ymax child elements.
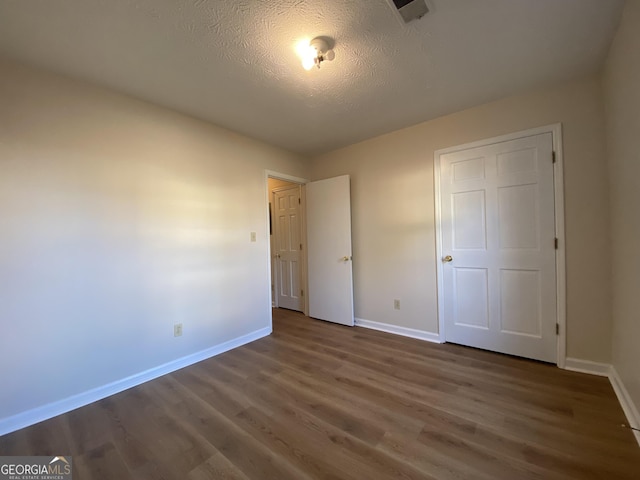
<box><xmin>603</xmin><ymin>0</ymin><xmax>640</xmax><ymax>418</ymax></box>
<box><xmin>0</xmin><ymin>59</ymin><xmax>307</xmax><ymax>426</ymax></box>
<box><xmin>310</xmin><ymin>75</ymin><xmax>611</xmax><ymax>363</ymax></box>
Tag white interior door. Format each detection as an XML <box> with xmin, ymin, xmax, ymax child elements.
<box><xmin>273</xmin><ymin>185</ymin><xmax>303</xmax><ymax>312</ymax></box>
<box><xmin>439</xmin><ymin>132</ymin><xmax>557</xmax><ymax>363</ymax></box>
<box><xmin>306</xmin><ymin>175</ymin><xmax>354</xmax><ymax>326</ymax></box>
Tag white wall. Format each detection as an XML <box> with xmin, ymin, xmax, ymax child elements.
<box><xmin>603</xmin><ymin>0</ymin><xmax>640</xmax><ymax>420</ymax></box>
<box><xmin>0</xmin><ymin>59</ymin><xmax>307</xmax><ymax>427</ymax></box>
<box><xmin>310</xmin><ymin>75</ymin><xmax>611</xmax><ymax>363</ymax></box>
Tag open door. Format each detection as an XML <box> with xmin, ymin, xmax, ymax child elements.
<box><xmin>306</xmin><ymin>175</ymin><xmax>354</xmax><ymax>326</ymax></box>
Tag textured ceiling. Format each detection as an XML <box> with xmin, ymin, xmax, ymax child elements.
<box><xmin>0</xmin><ymin>0</ymin><xmax>625</xmax><ymax>156</ymax></box>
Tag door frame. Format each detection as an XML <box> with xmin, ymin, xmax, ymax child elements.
<box><xmin>265</xmin><ymin>170</ymin><xmax>309</xmax><ymax>319</ymax></box>
<box><xmin>433</xmin><ymin>124</ymin><xmax>566</xmax><ymax>367</ymax></box>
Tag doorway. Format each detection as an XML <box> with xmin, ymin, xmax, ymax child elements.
<box><xmin>266</xmin><ymin>171</ymin><xmax>356</xmax><ymax>328</ymax></box>
<box><xmin>268</xmin><ymin>177</ymin><xmax>306</xmax><ymax>314</ymax></box>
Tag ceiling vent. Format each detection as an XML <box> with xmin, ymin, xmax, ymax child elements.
<box><xmin>388</xmin><ymin>0</ymin><xmax>429</xmax><ymax>24</ymax></box>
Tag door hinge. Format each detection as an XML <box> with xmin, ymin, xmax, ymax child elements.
<box><xmin>554</xmin><ymin>237</ymin><xmax>559</xmax><ymax>249</ymax></box>
<box><xmin>552</xmin><ymin>151</ymin><xmax>556</xmax><ymax>164</ymax></box>
<box><xmin>556</xmin><ymin>323</ymin><xmax>559</xmax><ymax>335</ymax></box>
<box><xmin>301</xmin><ymin>289</ymin><xmax>304</xmax><ymax>297</ymax></box>
<box><xmin>298</xmin><ymin>198</ymin><xmax>301</xmax><ymax>204</ymax></box>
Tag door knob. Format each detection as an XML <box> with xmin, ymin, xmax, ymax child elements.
<box><xmin>342</xmin><ymin>256</ymin><xmax>351</xmax><ymax>262</ymax></box>
<box><xmin>443</xmin><ymin>255</ymin><xmax>453</xmax><ymax>263</ymax></box>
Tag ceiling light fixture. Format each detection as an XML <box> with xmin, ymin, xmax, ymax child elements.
<box><xmin>296</xmin><ymin>37</ymin><xmax>335</xmax><ymax>71</ymax></box>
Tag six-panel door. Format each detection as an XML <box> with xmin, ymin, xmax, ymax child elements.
<box><xmin>440</xmin><ymin>133</ymin><xmax>557</xmax><ymax>363</ymax></box>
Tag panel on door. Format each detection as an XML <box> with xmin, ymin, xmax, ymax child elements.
<box><xmin>306</xmin><ymin>175</ymin><xmax>354</xmax><ymax>326</ymax></box>
<box><xmin>273</xmin><ymin>186</ymin><xmax>302</xmax><ymax>312</ymax></box>
<box><xmin>439</xmin><ymin>133</ymin><xmax>557</xmax><ymax>363</ymax></box>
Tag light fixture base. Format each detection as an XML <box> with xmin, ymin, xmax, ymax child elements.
<box><xmin>300</xmin><ymin>36</ymin><xmax>335</xmax><ymax>70</ymax></box>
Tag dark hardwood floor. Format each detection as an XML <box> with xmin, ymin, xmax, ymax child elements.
<box><xmin>2</xmin><ymin>308</ymin><xmax>639</xmax><ymax>479</ymax></box>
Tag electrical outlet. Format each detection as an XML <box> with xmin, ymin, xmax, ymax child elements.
<box><xmin>174</xmin><ymin>323</ymin><xmax>183</xmax><ymax>337</ymax></box>
<box><xmin>394</xmin><ymin>299</ymin><xmax>400</xmax><ymax>310</ymax></box>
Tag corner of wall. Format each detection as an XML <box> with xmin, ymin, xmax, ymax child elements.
<box><xmin>564</xmin><ymin>357</ymin><xmax>640</xmax><ymax>446</ymax></box>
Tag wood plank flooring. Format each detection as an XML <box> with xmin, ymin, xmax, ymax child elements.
<box><xmin>1</xmin><ymin>308</ymin><xmax>639</xmax><ymax>479</ymax></box>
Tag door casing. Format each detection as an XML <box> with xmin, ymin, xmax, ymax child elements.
<box><xmin>434</xmin><ymin>124</ymin><xmax>566</xmax><ymax>368</ymax></box>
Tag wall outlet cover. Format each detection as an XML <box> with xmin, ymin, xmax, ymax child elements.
<box><xmin>174</xmin><ymin>323</ymin><xmax>183</xmax><ymax>337</ymax></box>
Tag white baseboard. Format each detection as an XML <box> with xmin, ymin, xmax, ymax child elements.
<box><xmin>563</xmin><ymin>357</ymin><xmax>640</xmax><ymax>446</ymax></box>
<box><xmin>564</xmin><ymin>357</ymin><xmax>611</xmax><ymax>377</ymax></box>
<box><xmin>355</xmin><ymin>318</ymin><xmax>442</xmax><ymax>343</ymax></box>
<box><xmin>0</xmin><ymin>326</ymin><xmax>271</xmax><ymax>437</ymax></box>
<box><xmin>609</xmin><ymin>366</ymin><xmax>640</xmax><ymax>446</ymax></box>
